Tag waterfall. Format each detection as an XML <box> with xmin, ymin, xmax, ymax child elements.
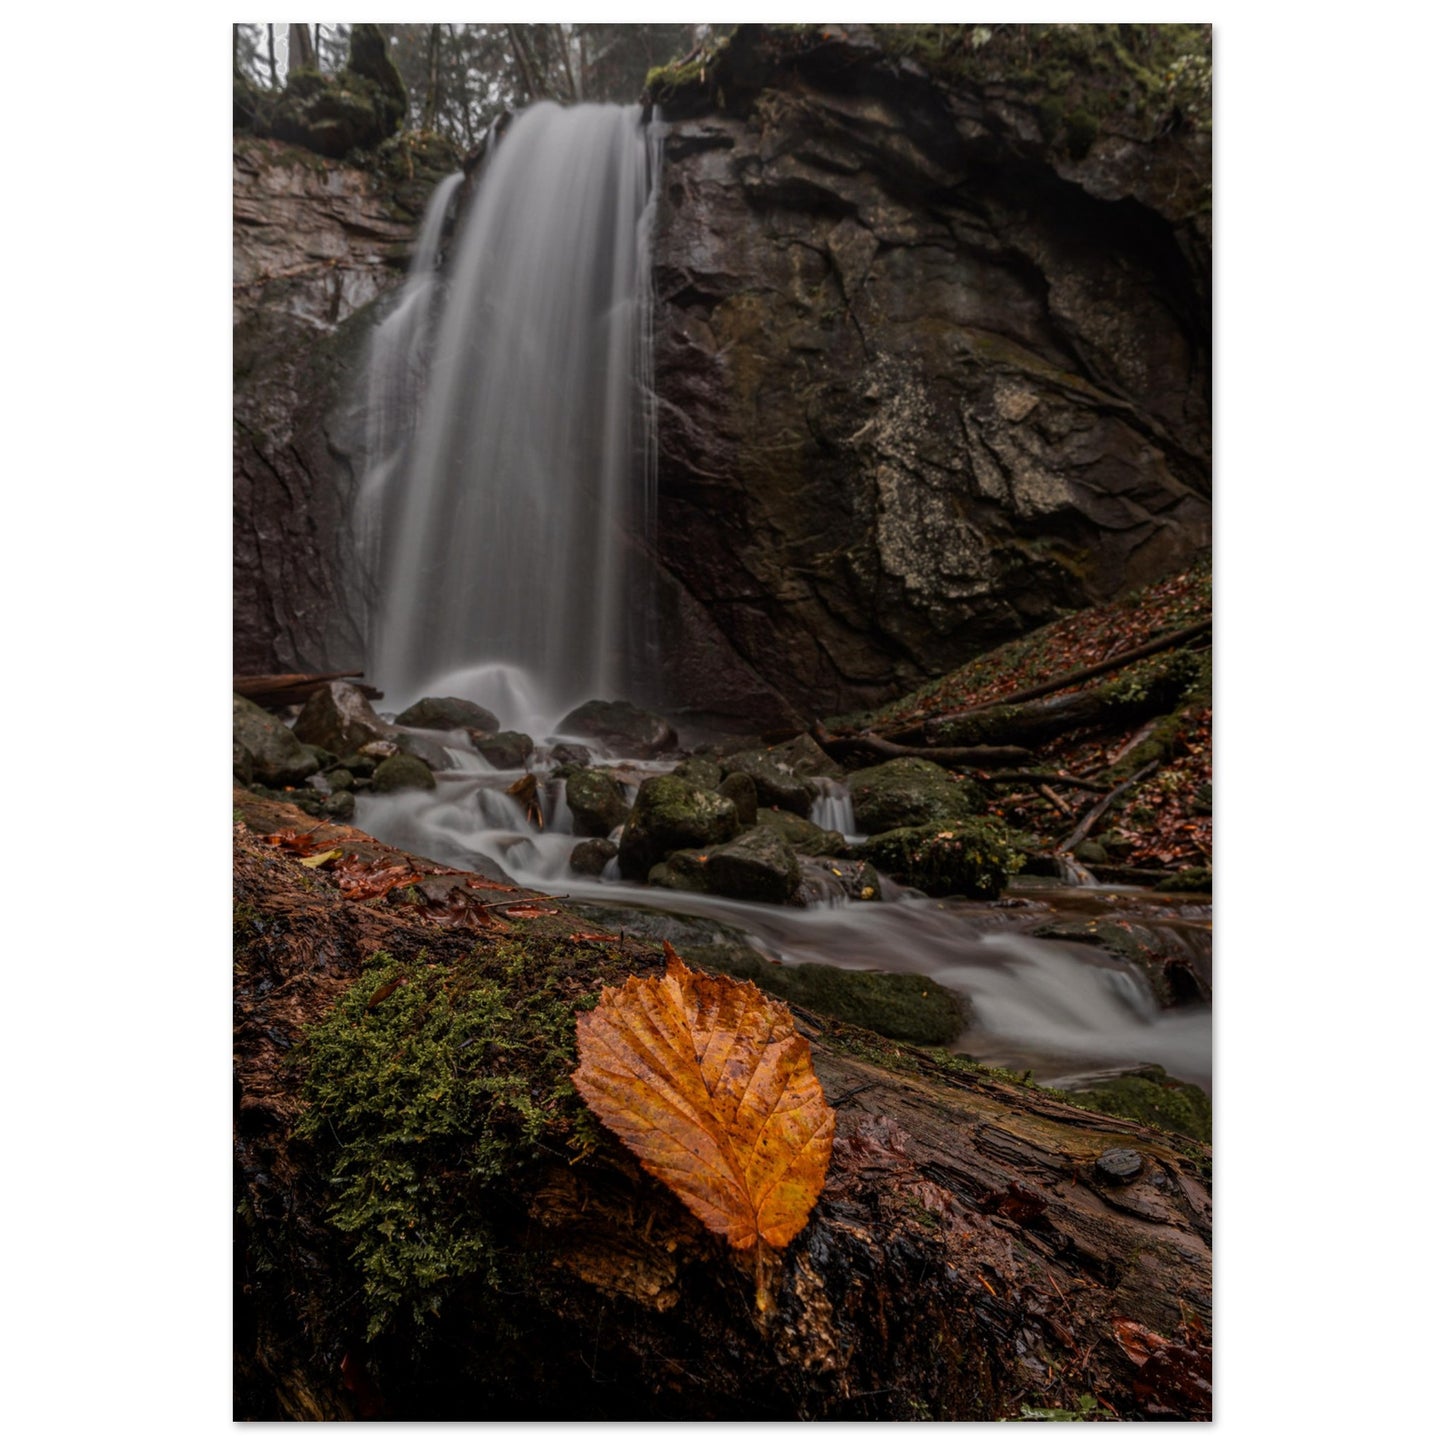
<box><xmin>357</xmin><ymin>102</ymin><xmax>663</xmax><ymax>735</ymax></box>
<box><xmin>353</xmin><ymin>168</ymin><xmax>464</xmax><ymax>600</ymax></box>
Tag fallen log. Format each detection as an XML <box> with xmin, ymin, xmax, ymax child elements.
<box><xmin>234</xmin><ymin>792</ymin><xmax>1211</xmax><ymax>1422</ymax></box>
<box><xmin>904</xmin><ymin>650</ymin><xmax>1201</xmax><ymax>752</ymax></box>
<box><xmin>234</xmin><ymin>671</ymin><xmax>383</xmax><ymax>709</ymax></box>
<box><xmin>884</xmin><ymin>620</ymin><xmax>1211</xmax><ymax>744</ymax></box>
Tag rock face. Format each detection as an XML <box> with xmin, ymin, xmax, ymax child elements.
<box><xmin>649</xmin><ymin>25</ymin><xmax>1211</xmax><ymax>718</ymax></box>
<box><xmin>233</xmin><ymin>130</ymin><xmax>459</xmax><ymax>676</ymax></box>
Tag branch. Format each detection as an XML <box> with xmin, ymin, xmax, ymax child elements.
<box><xmin>810</xmin><ymin>722</ymin><xmax>1032</xmax><ymax>770</ymax></box>
<box><xmin>1055</xmin><ymin>761</ymin><xmax>1159</xmax><ymax>857</ymax></box>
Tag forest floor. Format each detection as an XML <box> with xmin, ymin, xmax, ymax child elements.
<box><xmin>842</xmin><ymin>557</ymin><xmax>1213</xmax><ymax>881</ymax></box>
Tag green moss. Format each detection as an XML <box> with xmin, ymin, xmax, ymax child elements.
<box><xmin>712</xmin><ymin>954</ymin><xmax>968</xmax><ymax>1046</ymax></box>
<box><xmin>295</xmin><ymin>943</ymin><xmax>603</xmax><ymax>1339</ymax></box>
<box><xmin>1067</xmin><ymin>1065</ymin><xmax>1211</xmax><ymax>1142</ymax></box>
<box><xmin>873</xmin><ymin>22</ymin><xmax>1211</xmax><ymax>141</ymax></box>
<box><xmin>860</xmin><ymin>817</ymin><xmax>1028</xmax><ymax>899</ymax></box>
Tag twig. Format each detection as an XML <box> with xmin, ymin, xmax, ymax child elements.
<box><xmin>473</xmin><ymin>892</ymin><xmax>570</xmax><ymax>913</ymax></box>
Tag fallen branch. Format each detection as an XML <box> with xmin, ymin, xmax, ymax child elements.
<box><xmin>1056</xmin><ymin>761</ymin><xmax>1159</xmax><ymax>857</ymax></box>
<box><xmin>810</xmin><ymin>722</ymin><xmax>1032</xmax><ymax>770</ymax></box>
<box><xmin>235</xmin><ymin>671</ymin><xmax>382</xmax><ymax>709</ymax></box>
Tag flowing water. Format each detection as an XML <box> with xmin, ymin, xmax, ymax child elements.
<box><xmin>354</xmin><ymin>749</ymin><xmax>1212</xmax><ymax>1093</ymax></box>
<box><xmin>357</xmin><ymin>102</ymin><xmax>663</xmax><ymax>724</ymax></box>
<box><xmin>345</xmin><ymin>100</ymin><xmax>1210</xmax><ymax>1096</ymax></box>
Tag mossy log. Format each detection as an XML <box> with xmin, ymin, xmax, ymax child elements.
<box><xmin>234</xmin><ymin>790</ymin><xmax>1211</xmax><ymax>1422</ymax></box>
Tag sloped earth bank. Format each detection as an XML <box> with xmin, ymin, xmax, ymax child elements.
<box><xmin>235</xmin><ymin>793</ymin><xmax>1210</xmax><ymax>1421</ymax></box>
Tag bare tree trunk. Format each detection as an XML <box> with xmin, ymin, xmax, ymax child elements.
<box><xmin>506</xmin><ymin>23</ymin><xmax>539</xmax><ymax>100</ymax></box>
<box><xmin>289</xmin><ymin>23</ymin><xmax>317</xmax><ymax>73</ymax></box>
<box><xmin>266</xmin><ymin>24</ymin><xmax>278</xmax><ymax>88</ymax></box>
<box><xmin>424</xmin><ymin>23</ymin><xmax>442</xmax><ymax>129</ymax></box>
<box><xmin>556</xmin><ymin>23</ymin><xmax>578</xmax><ymax>101</ymax></box>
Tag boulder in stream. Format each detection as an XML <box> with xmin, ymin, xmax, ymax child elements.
<box><xmin>849</xmin><ymin>757</ymin><xmax>984</xmax><ymax>834</ymax></box>
<box><xmin>370</xmin><ymin>752</ymin><xmax>437</xmax><ymax>794</ymax></box>
<box><xmin>718</xmin><ymin>771</ymin><xmax>758</xmax><ymax>825</ymax></box>
<box><xmin>294</xmin><ymin>681</ymin><xmax>396</xmax><ymax>758</ymax></box>
<box><xmin>617</xmin><ymin>775</ymin><xmax>739</xmax><ymax>879</ymax></box>
<box><xmin>718</xmin><ymin>747</ymin><xmax>818</xmax><ymax>817</ymax></box>
<box><xmin>861</xmin><ymin>818</ymin><xmax>1027</xmax><ymax>900</ymax></box>
<box><xmin>569</xmin><ymin>838</ymin><xmax>618</xmax><ymax>878</ymax></box>
<box><xmin>395</xmin><ymin>696</ymin><xmax>501</xmax><ymax>733</ymax></box>
<box><xmin>565</xmin><ymin>768</ymin><xmax>630</xmax><ymax>838</ymax></box>
<box><xmin>556</xmin><ymin>699</ymin><xmax>678</xmax><ymax>759</ymax></box>
<box><xmin>751</xmin><ymin>806</ymin><xmax>848</xmax><ymax>858</ymax></box>
<box><xmin>468</xmin><ymin>730</ymin><xmax>534</xmax><ymax>769</ymax></box>
<box><xmin>699</xmin><ymin>826</ymin><xmax>801</xmax><ymax>905</ymax></box>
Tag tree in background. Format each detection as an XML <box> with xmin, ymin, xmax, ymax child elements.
<box><xmin>236</xmin><ymin>23</ymin><xmax>711</xmax><ymax>148</ymax></box>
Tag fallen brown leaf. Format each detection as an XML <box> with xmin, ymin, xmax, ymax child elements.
<box><xmin>572</xmin><ymin>942</ymin><xmax>835</xmax><ymax>1264</ymax></box>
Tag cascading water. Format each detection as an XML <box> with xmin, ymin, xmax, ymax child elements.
<box><xmin>345</xmin><ymin>100</ymin><xmax>1210</xmax><ymax>1096</ymax></box>
<box><xmin>356</xmin><ymin>102</ymin><xmax>662</xmax><ymax>733</ymax></box>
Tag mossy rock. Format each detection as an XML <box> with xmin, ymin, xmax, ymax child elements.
<box><xmin>469</xmin><ymin>730</ymin><xmax>534</xmax><ymax>770</ymax></box>
<box><xmin>322</xmin><ymin>789</ymin><xmax>356</xmax><ymax>820</ymax></box>
<box><xmin>672</xmin><ymin>756</ymin><xmax>724</xmax><ymax>791</ymax></box>
<box><xmin>861</xmin><ymin>817</ymin><xmax>1028</xmax><ymax>900</ymax></box>
<box><xmin>718</xmin><ymin>747</ymin><xmax>818</xmax><ymax>817</ymax></box>
<box><xmin>233</xmin><ymin>693</ymin><xmax>317</xmax><ymax>787</ymax></box>
<box><xmin>556</xmin><ymin>698</ymin><xmax>677</xmax><ymax>759</ymax></box>
<box><xmin>1156</xmin><ymin>866</ymin><xmax>1212</xmax><ymax>894</ymax></box>
<box><xmin>848</xmin><ymin>757</ymin><xmax>983</xmax><ymax>834</ymax></box>
<box><xmin>713</xmin><ymin>954</ymin><xmax>969</xmax><ymax>1047</ymax></box>
<box><xmin>1066</xmin><ymin>1065</ymin><xmax>1211</xmax><ymax>1143</ymax></box>
<box><xmin>565</xmin><ymin>768</ymin><xmax>630</xmax><ymax>838</ymax></box>
<box><xmin>370</xmin><ymin>753</ymin><xmax>437</xmax><ymax>794</ymax></box>
<box><xmin>617</xmin><ymin>775</ymin><xmax>739</xmax><ymax>880</ymax></box>
<box><xmin>751</xmin><ymin>807</ymin><xmax>847</xmax><ymax>857</ymax></box>
<box><xmin>647</xmin><ymin>851</ymin><xmax>711</xmax><ymax>894</ymax></box>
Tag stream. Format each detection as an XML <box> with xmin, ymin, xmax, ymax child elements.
<box><xmin>352</xmin><ymin>723</ymin><xmax>1212</xmax><ymax>1095</ymax></box>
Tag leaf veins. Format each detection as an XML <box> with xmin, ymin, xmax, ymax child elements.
<box><xmin>571</xmin><ymin>942</ymin><xmax>835</xmax><ymax>1253</ymax></box>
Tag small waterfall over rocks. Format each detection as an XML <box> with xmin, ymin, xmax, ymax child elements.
<box><xmin>356</xmin><ymin>102</ymin><xmax>663</xmax><ymax>733</ymax></box>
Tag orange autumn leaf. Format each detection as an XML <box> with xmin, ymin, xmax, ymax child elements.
<box><xmin>571</xmin><ymin>942</ymin><xmax>835</xmax><ymax>1254</ymax></box>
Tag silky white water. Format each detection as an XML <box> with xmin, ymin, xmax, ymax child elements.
<box><xmin>356</xmin><ymin>102</ymin><xmax>663</xmax><ymax>723</ymax></box>
<box><xmin>355</xmin><ymin>760</ymin><xmax>1211</xmax><ymax>1091</ymax></box>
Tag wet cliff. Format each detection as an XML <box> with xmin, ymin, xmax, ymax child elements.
<box><xmin>232</xmin><ymin>132</ymin><xmax>457</xmax><ymax>675</ymax></box>
<box><xmin>647</xmin><ymin>24</ymin><xmax>1211</xmax><ymax>722</ymax></box>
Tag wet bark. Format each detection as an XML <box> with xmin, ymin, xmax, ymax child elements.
<box><xmin>234</xmin><ymin>792</ymin><xmax>1211</xmax><ymax>1422</ymax></box>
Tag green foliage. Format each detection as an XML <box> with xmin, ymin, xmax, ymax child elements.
<box><xmin>296</xmin><ymin>945</ymin><xmax>598</xmax><ymax>1339</ymax></box>
<box><xmin>873</xmin><ymin>22</ymin><xmax>1212</xmax><ymax>142</ymax></box>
